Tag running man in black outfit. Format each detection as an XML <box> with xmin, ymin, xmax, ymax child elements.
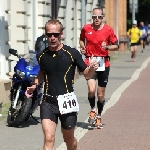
<box><xmin>25</xmin><ymin>19</ymin><xmax>98</xmax><ymax>150</ymax></box>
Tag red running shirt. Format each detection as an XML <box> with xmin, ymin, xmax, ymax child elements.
<box><xmin>80</xmin><ymin>24</ymin><xmax>118</xmax><ymax>67</ymax></box>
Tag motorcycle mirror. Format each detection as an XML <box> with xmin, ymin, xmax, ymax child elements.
<box><xmin>29</xmin><ymin>50</ymin><xmax>34</xmax><ymax>53</ymax></box>
<box><xmin>9</xmin><ymin>49</ymin><xmax>18</xmax><ymax>57</ymax></box>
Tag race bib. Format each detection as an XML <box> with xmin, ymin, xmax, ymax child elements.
<box><xmin>57</xmin><ymin>92</ymin><xmax>79</xmax><ymax>114</ymax></box>
<box><xmin>90</xmin><ymin>57</ymin><xmax>105</xmax><ymax>71</ymax></box>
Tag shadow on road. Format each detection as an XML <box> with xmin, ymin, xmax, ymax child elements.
<box><xmin>6</xmin><ymin>116</ymin><xmax>41</xmax><ymax>128</ymax></box>
<box><xmin>76</xmin><ymin>121</ymin><xmax>105</xmax><ymax>130</ymax></box>
<box><xmin>20</xmin><ymin>116</ymin><xmax>41</xmax><ymax>128</ymax></box>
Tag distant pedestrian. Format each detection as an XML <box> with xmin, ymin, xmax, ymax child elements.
<box><xmin>127</xmin><ymin>20</ymin><xmax>142</xmax><ymax>62</ymax></box>
<box><xmin>34</xmin><ymin>34</ymin><xmax>48</xmax><ymax>53</ymax></box>
<box><xmin>139</xmin><ymin>21</ymin><xmax>148</xmax><ymax>53</ymax></box>
<box><xmin>147</xmin><ymin>24</ymin><xmax>150</xmax><ymax>44</ymax></box>
<box><xmin>0</xmin><ymin>102</ymin><xmax>3</xmax><ymax>117</ymax></box>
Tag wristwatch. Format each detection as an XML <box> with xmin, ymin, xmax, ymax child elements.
<box><xmin>105</xmin><ymin>46</ymin><xmax>109</xmax><ymax>50</ymax></box>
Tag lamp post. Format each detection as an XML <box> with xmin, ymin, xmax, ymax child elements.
<box><xmin>51</xmin><ymin>0</ymin><xmax>57</xmax><ymax>19</ymax></box>
<box><xmin>132</xmin><ymin>0</ymin><xmax>135</xmax><ymax>22</ymax></box>
<box><xmin>81</xmin><ymin>0</ymin><xmax>85</xmax><ymax>27</ymax></box>
<box><xmin>129</xmin><ymin>0</ymin><xmax>138</xmax><ymax>22</ymax></box>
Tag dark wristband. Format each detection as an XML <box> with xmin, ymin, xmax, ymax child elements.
<box><xmin>105</xmin><ymin>46</ymin><xmax>109</xmax><ymax>50</ymax></box>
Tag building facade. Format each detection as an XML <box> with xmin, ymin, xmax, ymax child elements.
<box><xmin>0</xmin><ymin>0</ymin><xmax>127</xmax><ymax>80</ymax></box>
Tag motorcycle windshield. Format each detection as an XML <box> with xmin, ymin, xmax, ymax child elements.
<box><xmin>28</xmin><ymin>54</ymin><xmax>39</xmax><ymax>66</ymax></box>
<box><xmin>26</xmin><ymin>54</ymin><xmax>40</xmax><ymax>75</ymax></box>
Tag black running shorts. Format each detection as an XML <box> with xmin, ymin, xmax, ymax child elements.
<box><xmin>140</xmin><ymin>37</ymin><xmax>147</xmax><ymax>41</ymax></box>
<box><xmin>130</xmin><ymin>42</ymin><xmax>138</xmax><ymax>46</ymax></box>
<box><xmin>40</xmin><ymin>101</ymin><xmax>77</xmax><ymax>130</ymax></box>
<box><xmin>87</xmin><ymin>67</ymin><xmax>110</xmax><ymax>87</ymax></box>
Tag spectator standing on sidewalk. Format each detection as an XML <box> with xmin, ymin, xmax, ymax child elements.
<box><xmin>127</xmin><ymin>20</ymin><xmax>142</xmax><ymax>62</ymax></box>
<box><xmin>0</xmin><ymin>102</ymin><xmax>2</xmax><ymax>117</ymax></box>
<box><xmin>79</xmin><ymin>7</ymin><xmax>119</xmax><ymax>129</ymax></box>
<box><xmin>25</xmin><ymin>19</ymin><xmax>98</xmax><ymax>150</ymax></box>
<box><xmin>34</xmin><ymin>34</ymin><xmax>48</xmax><ymax>54</ymax></box>
<box><xmin>139</xmin><ymin>21</ymin><xmax>148</xmax><ymax>53</ymax></box>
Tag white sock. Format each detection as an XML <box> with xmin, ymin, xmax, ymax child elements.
<box><xmin>97</xmin><ymin>115</ymin><xmax>101</xmax><ymax>118</ymax></box>
<box><xmin>91</xmin><ymin>107</ymin><xmax>96</xmax><ymax>112</ymax></box>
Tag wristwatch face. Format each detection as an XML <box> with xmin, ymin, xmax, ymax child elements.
<box><xmin>105</xmin><ymin>46</ymin><xmax>109</xmax><ymax>50</ymax></box>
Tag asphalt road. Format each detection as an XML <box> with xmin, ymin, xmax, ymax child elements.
<box><xmin>0</xmin><ymin>46</ymin><xmax>150</xmax><ymax>150</ymax></box>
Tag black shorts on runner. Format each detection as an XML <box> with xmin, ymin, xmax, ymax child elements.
<box><xmin>40</xmin><ymin>98</ymin><xmax>77</xmax><ymax>130</ymax></box>
<box><xmin>130</xmin><ymin>42</ymin><xmax>138</xmax><ymax>46</ymax></box>
<box><xmin>140</xmin><ymin>37</ymin><xmax>147</xmax><ymax>41</ymax></box>
<box><xmin>86</xmin><ymin>67</ymin><xmax>110</xmax><ymax>87</ymax></box>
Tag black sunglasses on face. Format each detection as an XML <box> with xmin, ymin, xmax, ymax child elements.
<box><xmin>46</xmin><ymin>33</ymin><xmax>61</xmax><ymax>37</ymax></box>
<box><xmin>92</xmin><ymin>15</ymin><xmax>103</xmax><ymax>19</ymax></box>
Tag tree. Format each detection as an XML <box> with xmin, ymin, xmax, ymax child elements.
<box><xmin>127</xmin><ymin>0</ymin><xmax>150</xmax><ymax>29</ymax></box>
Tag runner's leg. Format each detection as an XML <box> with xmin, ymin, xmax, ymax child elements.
<box><xmin>62</xmin><ymin>128</ymin><xmax>77</xmax><ymax>150</ymax></box>
<box><xmin>97</xmin><ymin>86</ymin><xmax>106</xmax><ymax>116</ymax></box>
<box><xmin>148</xmin><ymin>35</ymin><xmax>150</xmax><ymax>44</ymax></box>
<box><xmin>40</xmin><ymin>102</ymin><xmax>58</xmax><ymax>150</ymax></box>
<box><xmin>97</xmin><ymin>69</ymin><xmax>109</xmax><ymax>117</ymax></box>
<box><xmin>140</xmin><ymin>39</ymin><xmax>144</xmax><ymax>52</ymax></box>
<box><xmin>133</xmin><ymin>45</ymin><xmax>138</xmax><ymax>61</ymax></box>
<box><xmin>42</xmin><ymin>119</ymin><xmax>56</xmax><ymax>150</ymax></box>
<box><xmin>96</xmin><ymin>68</ymin><xmax>109</xmax><ymax>128</ymax></box>
<box><xmin>130</xmin><ymin>44</ymin><xmax>134</xmax><ymax>60</ymax></box>
<box><xmin>87</xmin><ymin>75</ymin><xmax>97</xmax><ymax>124</ymax></box>
<box><xmin>60</xmin><ymin>112</ymin><xmax>77</xmax><ymax>150</ymax></box>
<box><xmin>143</xmin><ymin>38</ymin><xmax>146</xmax><ymax>50</ymax></box>
<box><xmin>87</xmin><ymin>78</ymin><xmax>96</xmax><ymax>111</ymax></box>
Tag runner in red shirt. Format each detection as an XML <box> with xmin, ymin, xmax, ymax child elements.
<box><xmin>79</xmin><ymin>7</ymin><xmax>119</xmax><ymax>129</ymax></box>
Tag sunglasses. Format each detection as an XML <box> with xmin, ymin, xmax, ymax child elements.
<box><xmin>46</xmin><ymin>33</ymin><xmax>61</xmax><ymax>37</ymax></box>
<box><xmin>92</xmin><ymin>15</ymin><xmax>103</xmax><ymax>19</ymax></box>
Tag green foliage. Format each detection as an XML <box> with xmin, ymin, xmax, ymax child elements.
<box><xmin>0</xmin><ymin>103</ymin><xmax>10</xmax><ymax>121</ymax></box>
<box><xmin>127</xmin><ymin>0</ymin><xmax>150</xmax><ymax>30</ymax></box>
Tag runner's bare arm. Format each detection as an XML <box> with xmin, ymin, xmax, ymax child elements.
<box><xmin>32</xmin><ymin>69</ymin><xmax>44</xmax><ymax>86</ymax></box>
<box><xmin>79</xmin><ymin>38</ymin><xmax>85</xmax><ymax>49</ymax></box>
<box><xmin>82</xmin><ymin>58</ymin><xmax>98</xmax><ymax>79</ymax></box>
<box><xmin>82</xmin><ymin>67</ymin><xmax>95</xmax><ymax>79</ymax></box>
<box><xmin>106</xmin><ymin>44</ymin><xmax>119</xmax><ymax>51</ymax></box>
<box><xmin>79</xmin><ymin>38</ymin><xmax>86</xmax><ymax>54</ymax></box>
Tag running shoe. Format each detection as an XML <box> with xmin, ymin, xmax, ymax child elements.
<box><xmin>95</xmin><ymin>117</ymin><xmax>103</xmax><ymax>129</ymax></box>
<box><xmin>88</xmin><ymin>111</ymin><xmax>97</xmax><ymax>124</ymax></box>
<box><xmin>132</xmin><ymin>58</ymin><xmax>136</xmax><ymax>62</ymax></box>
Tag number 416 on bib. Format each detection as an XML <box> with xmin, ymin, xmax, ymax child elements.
<box><xmin>57</xmin><ymin>92</ymin><xmax>79</xmax><ymax>114</ymax></box>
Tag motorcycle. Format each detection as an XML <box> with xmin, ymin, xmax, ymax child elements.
<box><xmin>7</xmin><ymin>49</ymin><xmax>43</xmax><ymax>127</ymax></box>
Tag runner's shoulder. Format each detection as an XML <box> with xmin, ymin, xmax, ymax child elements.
<box><xmin>82</xmin><ymin>24</ymin><xmax>92</xmax><ymax>30</ymax></box>
<box><xmin>36</xmin><ymin>48</ymin><xmax>48</xmax><ymax>59</ymax></box>
<box><xmin>63</xmin><ymin>45</ymin><xmax>80</xmax><ymax>55</ymax></box>
<box><xmin>103</xmin><ymin>24</ymin><xmax>114</xmax><ymax>31</ymax></box>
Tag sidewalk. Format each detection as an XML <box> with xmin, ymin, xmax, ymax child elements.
<box><xmin>77</xmin><ymin>58</ymin><xmax>150</xmax><ymax>149</ymax></box>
